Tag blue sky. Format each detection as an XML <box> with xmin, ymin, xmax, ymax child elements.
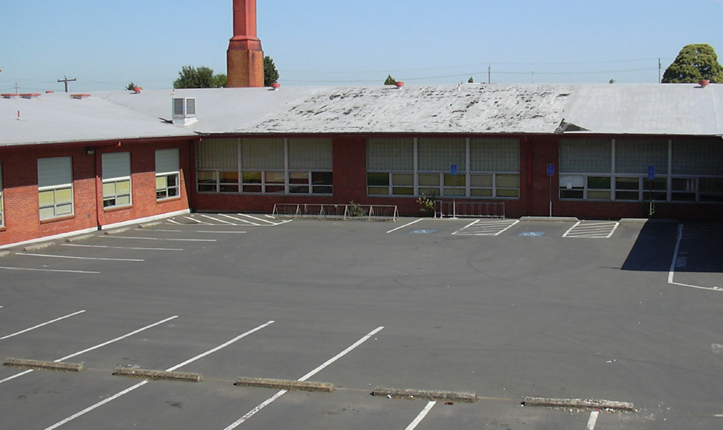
<box><xmin>1</xmin><ymin>0</ymin><xmax>723</xmax><ymax>92</ymax></box>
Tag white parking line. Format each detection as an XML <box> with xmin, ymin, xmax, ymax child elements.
<box><xmin>405</xmin><ymin>401</ymin><xmax>436</xmax><ymax>430</ymax></box>
<box><xmin>387</xmin><ymin>219</ymin><xmax>422</xmax><ymax>234</ymax></box>
<box><xmin>668</xmin><ymin>224</ymin><xmax>723</xmax><ymax>292</ymax></box>
<box><xmin>0</xmin><ymin>266</ymin><xmax>100</xmax><ymax>274</ymax></box>
<box><xmin>62</xmin><ymin>244</ymin><xmax>182</xmax><ymax>252</ymax></box>
<box><xmin>1</xmin><ymin>310</ymin><xmax>86</xmax><ymax>340</ymax></box>
<box><xmin>563</xmin><ymin>221</ymin><xmax>619</xmax><ymax>239</ymax></box>
<box><xmin>105</xmin><ymin>236</ymin><xmax>217</xmax><ymax>243</ymax></box>
<box><xmin>224</xmin><ymin>326</ymin><xmax>385</xmax><ymax>429</ymax></box>
<box><xmin>199</xmin><ymin>214</ymin><xmax>236</xmax><ymax>225</ymax></box>
<box><xmin>453</xmin><ymin>219</ymin><xmax>519</xmax><ymax>236</ymax></box>
<box><xmin>43</xmin><ymin>320</ymin><xmax>274</xmax><ymax>430</ymax></box>
<box><xmin>16</xmin><ymin>252</ymin><xmax>144</xmax><ymax>262</ymax></box>
<box><xmin>0</xmin><ymin>315</ymin><xmax>178</xmax><ymax>385</ymax></box>
<box><xmin>217</xmin><ymin>214</ymin><xmax>261</xmax><ymax>226</ymax></box>
<box><xmin>586</xmin><ymin>410</ymin><xmax>599</xmax><ymax>429</ymax></box>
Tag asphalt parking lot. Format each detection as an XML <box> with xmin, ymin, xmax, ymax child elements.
<box><xmin>1</xmin><ymin>214</ymin><xmax>722</xmax><ymax>429</ymax></box>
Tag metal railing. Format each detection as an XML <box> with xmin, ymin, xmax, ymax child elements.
<box><xmin>272</xmin><ymin>204</ymin><xmax>399</xmax><ymax>222</ymax></box>
<box><xmin>434</xmin><ymin>201</ymin><xmax>505</xmax><ymax>219</ymax></box>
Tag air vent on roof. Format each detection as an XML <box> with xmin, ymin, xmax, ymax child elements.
<box><xmin>172</xmin><ymin>97</ymin><xmax>197</xmax><ymax>126</ymax></box>
<box><xmin>20</xmin><ymin>93</ymin><xmax>41</xmax><ymax>99</ymax></box>
<box><xmin>70</xmin><ymin>94</ymin><xmax>91</xmax><ymax>99</ymax></box>
<box><xmin>1</xmin><ymin>93</ymin><xmax>18</xmax><ymax>99</ymax></box>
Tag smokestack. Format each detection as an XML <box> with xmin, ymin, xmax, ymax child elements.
<box><xmin>227</xmin><ymin>0</ymin><xmax>264</xmax><ymax>87</ymax></box>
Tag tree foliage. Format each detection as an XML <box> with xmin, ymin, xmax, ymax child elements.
<box><xmin>264</xmin><ymin>56</ymin><xmax>279</xmax><ymax>86</ymax></box>
<box><xmin>125</xmin><ymin>82</ymin><xmax>137</xmax><ymax>91</ymax></box>
<box><xmin>173</xmin><ymin>66</ymin><xmax>226</xmax><ymax>88</ymax></box>
<box><xmin>662</xmin><ymin>44</ymin><xmax>723</xmax><ymax>83</ymax></box>
<box><xmin>384</xmin><ymin>75</ymin><xmax>396</xmax><ymax>85</ymax></box>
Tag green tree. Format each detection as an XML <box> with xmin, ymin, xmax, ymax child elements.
<box><xmin>264</xmin><ymin>56</ymin><xmax>279</xmax><ymax>87</ymax></box>
<box><xmin>384</xmin><ymin>75</ymin><xmax>396</xmax><ymax>85</ymax></box>
<box><xmin>662</xmin><ymin>44</ymin><xmax>723</xmax><ymax>83</ymax></box>
<box><xmin>468</xmin><ymin>77</ymin><xmax>474</xmax><ymax>83</ymax></box>
<box><xmin>125</xmin><ymin>82</ymin><xmax>137</xmax><ymax>91</ymax></box>
<box><xmin>173</xmin><ymin>66</ymin><xmax>226</xmax><ymax>88</ymax></box>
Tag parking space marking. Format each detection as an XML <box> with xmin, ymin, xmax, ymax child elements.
<box><xmin>453</xmin><ymin>219</ymin><xmax>519</xmax><ymax>236</ymax></box>
<box><xmin>0</xmin><ymin>266</ymin><xmax>100</xmax><ymax>274</ymax></box>
<box><xmin>224</xmin><ymin>326</ymin><xmax>385</xmax><ymax>429</ymax></box>
<box><xmin>1</xmin><ymin>310</ymin><xmax>86</xmax><ymax>340</ymax></box>
<box><xmin>217</xmin><ymin>214</ymin><xmax>262</xmax><ymax>226</ymax></box>
<box><xmin>405</xmin><ymin>401</ymin><xmax>436</xmax><ymax>430</ymax></box>
<box><xmin>144</xmin><ymin>229</ymin><xmax>247</xmax><ymax>235</ymax></box>
<box><xmin>586</xmin><ymin>410</ymin><xmax>599</xmax><ymax>429</ymax></box>
<box><xmin>387</xmin><ymin>219</ymin><xmax>422</xmax><ymax>234</ymax></box>
<box><xmin>62</xmin><ymin>243</ymin><xmax>183</xmax><ymax>252</ymax></box>
<box><xmin>16</xmin><ymin>252</ymin><xmax>144</xmax><ymax>262</ymax></box>
<box><xmin>669</xmin><ymin>224</ymin><xmax>723</xmax><ymax>293</ymax></box>
<box><xmin>105</xmin><ymin>236</ymin><xmax>217</xmax><ymax>243</ymax></box>
<box><xmin>43</xmin><ymin>320</ymin><xmax>274</xmax><ymax>430</ymax></box>
<box><xmin>563</xmin><ymin>221</ymin><xmax>619</xmax><ymax>239</ymax></box>
<box><xmin>0</xmin><ymin>315</ymin><xmax>178</xmax><ymax>386</ymax></box>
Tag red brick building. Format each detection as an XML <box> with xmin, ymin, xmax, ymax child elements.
<box><xmin>1</xmin><ymin>83</ymin><xmax>722</xmax><ymax>248</ymax></box>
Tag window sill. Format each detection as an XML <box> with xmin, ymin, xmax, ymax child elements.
<box><xmin>157</xmin><ymin>196</ymin><xmax>182</xmax><ymax>204</ymax></box>
<box><xmin>104</xmin><ymin>204</ymin><xmax>133</xmax><ymax>213</ymax></box>
<box><xmin>40</xmin><ymin>214</ymin><xmax>75</xmax><ymax>224</ymax></box>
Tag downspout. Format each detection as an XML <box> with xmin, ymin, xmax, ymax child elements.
<box><xmin>94</xmin><ymin>148</ymin><xmax>103</xmax><ymax>230</ymax></box>
<box><xmin>526</xmin><ymin>139</ymin><xmax>533</xmax><ymax>216</ymax></box>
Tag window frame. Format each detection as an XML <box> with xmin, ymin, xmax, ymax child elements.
<box><xmin>155</xmin><ymin>149</ymin><xmax>181</xmax><ymax>201</ymax></box>
<box><xmin>101</xmin><ymin>152</ymin><xmax>132</xmax><ymax>209</ymax></box>
<box><xmin>37</xmin><ymin>156</ymin><xmax>74</xmax><ymax>221</ymax></box>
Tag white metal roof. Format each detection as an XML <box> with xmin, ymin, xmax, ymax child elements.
<box><xmin>1</xmin><ymin>83</ymin><xmax>722</xmax><ymax>147</ymax></box>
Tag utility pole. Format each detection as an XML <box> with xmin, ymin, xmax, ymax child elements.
<box><xmin>658</xmin><ymin>58</ymin><xmax>662</xmax><ymax>83</ymax></box>
<box><xmin>488</xmin><ymin>64</ymin><xmax>491</xmax><ymax>84</ymax></box>
<box><xmin>58</xmin><ymin>76</ymin><xmax>77</xmax><ymax>93</ymax></box>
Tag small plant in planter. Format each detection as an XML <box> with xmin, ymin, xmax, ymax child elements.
<box><xmin>347</xmin><ymin>201</ymin><xmax>367</xmax><ymax>217</ymax></box>
<box><xmin>417</xmin><ymin>192</ymin><xmax>436</xmax><ymax>216</ymax></box>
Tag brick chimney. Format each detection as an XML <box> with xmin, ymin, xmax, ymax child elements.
<box><xmin>227</xmin><ymin>0</ymin><xmax>264</xmax><ymax>87</ymax></box>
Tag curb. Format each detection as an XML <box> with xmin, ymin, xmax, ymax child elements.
<box><xmin>0</xmin><ymin>251</ymin><xmax>9</xmax><ymax>258</ymax></box>
<box><xmin>522</xmin><ymin>396</ymin><xmax>635</xmax><ymax>412</ymax></box>
<box><xmin>22</xmin><ymin>242</ymin><xmax>56</xmax><ymax>252</ymax></box>
<box><xmin>112</xmin><ymin>367</ymin><xmax>202</xmax><ymax>382</ymax></box>
<box><xmin>65</xmin><ymin>233</ymin><xmax>96</xmax><ymax>243</ymax></box>
<box><xmin>138</xmin><ymin>221</ymin><xmax>162</xmax><ymax>229</ymax></box>
<box><xmin>4</xmin><ymin>358</ymin><xmax>84</xmax><ymax>372</ymax></box>
<box><xmin>235</xmin><ymin>377</ymin><xmax>335</xmax><ymax>392</ymax></box>
<box><xmin>371</xmin><ymin>387</ymin><xmax>477</xmax><ymax>403</ymax></box>
<box><xmin>104</xmin><ymin>227</ymin><xmax>132</xmax><ymax>235</ymax></box>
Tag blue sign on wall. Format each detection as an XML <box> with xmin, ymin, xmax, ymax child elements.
<box><xmin>648</xmin><ymin>165</ymin><xmax>655</xmax><ymax>180</ymax></box>
<box><xmin>547</xmin><ymin>164</ymin><xmax>555</xmax><ymax>176</ymax></box>
<box><xmin>451</xmin><ymin>164</ymin><xmax>458</xmax><ymax>175</ymax></box>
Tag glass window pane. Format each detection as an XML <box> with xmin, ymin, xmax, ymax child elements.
<box><xmin>103</xmin><ymin>182</ymin><xmax>116</xmax><ymax>197</ymax></box>
<box><xmin>672</xmin><ymin>178</ymin><xmax>696</xmax><ymax>191</ymax></box>
<box><xmin>219</xmin><ymin>171</ymin><xmax>239</xmax><ymax>183</ymax></box>
<box><xmin>560</xmin><ymin>189</ymin><xmax>584</xmax><ymax>199</ymax></box>
<box><xmin>368</xmin><ymin>187</ymin><xmax>389</xmax><ymax>195</ymax></box>
<box><xmin>39</xmin><ymin>190</ymin><xmax>55</xmax><ymax>206</ymax></box>
<box><xmin>418</xmin><ymin>174</ymin><xmax>440</xmax><ymax>187</ymax></box>
<box><xmin>392</xmin><ymin>187</ymin><xmax>414</xmax><ymax>196</ymax></box>
<box><xmin>312</xmin><ymin>186</ymin><xmax>333</xmax><ymax>194</ymax></box>
<box><xmin>117</xmin><ymin>195</ymin><xmax>131</xmax><ymax>206</ymax></box>
<box><xmin>242</xmin><ymin>171</ymin><xmax>262</xmax><ymax>183</ymax></box>
<box><xmin>588</xmin><ymin>176</ymin><xmax>611</xmax><ymax>190</ymax></box>
<box><xmin>289</xmin><ymin>172</ymin><xmax>309</xmax><ymax>185</ymax></box>
<box><xmin>419</xmin><ymin>187</ymin><xmax>439</xmax><ymax>196</ymax></box>
<box><xmin>265</xmin><ymin>171</ymin><xmax>285</xmax><ymax>184</ymax></box>
<box><xmin>167</xmin><ymin>174</ymin><xmax>178</xmax><ymax>188</ymax></box>
<box><xmin>290</xmin><ymin>185</ymin><xmax>310</xmax><ymax>194</ymax></box>
<box><xmin>367</xmin><ymin>172</ymin><xmax>389</xmax><ymax>186</ymax></box>
<box><xmin>616</xmin><ymin>177</ymin><xmax>639</xmax><ymax>190</ymax></box>
<box><xmin>39</xmin><ymin>206</ymin><xmax>55</xmax><ymax>219</ymax></box>
<box><xmin>55</xmin><ymin>188</ymin><xmax>72</xmax><ymax>204</ymax></box>
<box><xmin>588</xmin><ymin>190</ymin><xmax>611</xmax><ymax>200</ymax></box>
<box><xmin>156</xmin><ymin>176</ymin><xmax>167</xmax><ymax>190</ymax></box>
<box><xmin>392</xmin><ymin>174</ymin><xmax>414</xmax><ymax>186</ymax></box>
<box><xmin>117</xmin><ymin>180</ymin><xmax>131</xmax><ymax>194</ymax></box>
<box><xmin>616</xmin><ymin>191</ymin><xmax>640</xmax><ymax>201</ymax></box>
<box><xmin>367</xmin><ymin>138</ymin><xmax>414</xmax><ymax>170</ymax></box>
<box><xmin>497</xmin><ymin>174</ymin><xmax>519</xmax><ymax>188</ymax></box>
<box><xmin>311</xmin><ymin>172</ymin><xmax>333</xmax><ymax>185</ymax></box>
<box><xmin>470</xmin><ymin>174</ymin><xmax>493</xmax><ymax>187</ymax></box>
<box><xmin>56</xmin><ymin>203</ymin><xmax>72</xmax><ymax>215</ymax></box>
<box><xmin>444</xmin><ymin>174</ymin><xmax>465</xmax><ymax>187</ymax></box>
<box><xmin>219</xmin><ymin>184</ymin><xmax>239</xmax><ymax>193</ymax></box>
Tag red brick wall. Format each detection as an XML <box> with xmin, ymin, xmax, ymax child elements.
<box><xmin>0</xmin><ymin>139</ymin><xmax>192</xmax><ymax>247</ymax></box>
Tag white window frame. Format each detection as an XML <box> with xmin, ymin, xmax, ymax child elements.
<box><xmin>366</xmin><ymin>138</ymin><xmax>520</xmax><ymax>199</ymax></box>
<box><xmin>38</xmin><ymin>157</ymin><xmax>74</xmax><ymax>220</ymax></box>
<box><xmin>102</xmin><ymin>152</ymin><xmax>132</xmax><ymax>209</ymax></box>
<box><xmin>156</xmin><ymin>149</ymin><xmax>180</xmax><ymax>201</ymax></box>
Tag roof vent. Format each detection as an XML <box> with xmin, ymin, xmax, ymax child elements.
<box><xmin>394</xmin><ymin>81</ymin><xmax>404</xmax><ymax>89</ymax></box>
<box><xmin>1</xmin><ymin>93</ymin><xmax>18</xmax><ymax>99</ymax></box>
<box><xmin>132</xmin><ymin>86</ymin><xmax>142</xmax><ymax>94</ymax></box>
<box><xmin>20</xmin><ymin>93</ymin><xmax>41</xmax><ymax>99</ymax></box>
<box><xmin>172</xmin><ymin>97</ymin><xmax>197</xmax><ymax>126</ymax></box>
<box><xmin>699</xmin><ymin>79</ymin><xmax>710</xmax><ymax>87</ymax></box>
<box><xmin>70</xmin><ymin>94</ymin><xmax>91</xmax><ymax>99</ymax></box>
